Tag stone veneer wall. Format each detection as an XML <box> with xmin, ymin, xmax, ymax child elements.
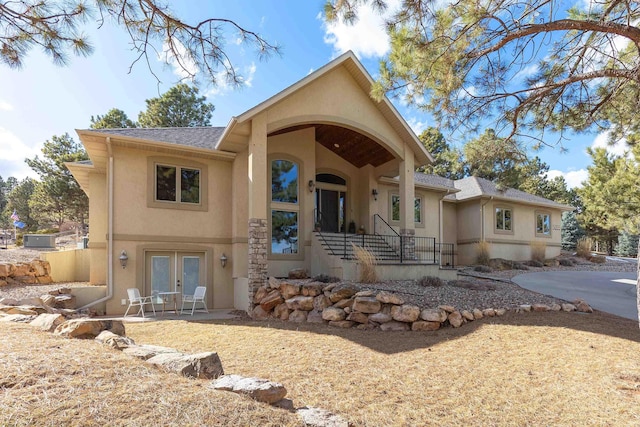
<box><xmin>248</xmin><ymin>218</ymin><xmax>268</xmax><ymax>308</ymax></box>
<box><xmin>0</xmin><ymin>260</ymin><xmax>53</xmax><ymax>287</ymax></box>
<box><xmin>251</xmin><ymin>277</ymin><xmax>591</xmax><ymax>331</ymax></box>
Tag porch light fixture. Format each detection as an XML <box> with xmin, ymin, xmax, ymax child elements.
<box><xmin>372</xmin><ymin>189</ymin><xmax>378</xmax><ymax>201</ymax></box>
<box><xmin>308</xmin><ymin>180</ymin><xmax>315</xmax><ymax>193</ymax></box>
<box><xmin>119</xmin><ymin>250</ymin><xmax>128</xmax><ymax>269</ymax></box>
<box><xmin>220</xmin><ymin>253</ymin><xmax>228</xmax><ymax>268</ymax></box>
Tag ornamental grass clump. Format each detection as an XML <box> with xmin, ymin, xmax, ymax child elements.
<box><xmin>351</xmin><ymin>243</ymin><xmax>378</xmax><ymax>283</ymax></box>
<box><xmin>475</xmin><ymin>240</ymin><xmax>491</xmax><ymax>266</ymax></box>
<box><xmin>530</xmin><ymin>241</ymin><xmax>547</xmax><ymax>263</ymax></box>
<box><xmin>576</xmin><ymin>237</ymin><xmax>593</xmax><ymax>258</ymax></box>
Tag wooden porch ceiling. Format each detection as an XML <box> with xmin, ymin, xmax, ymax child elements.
<box><xmin>268</xmin><ymin>124</ymin><xmax>395</xmax><ymax>168</ymax></box>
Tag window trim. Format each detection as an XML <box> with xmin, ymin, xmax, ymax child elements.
<box><xmin>268</xmin><ymin>154</ymin><xmax>304</xmax><ymax>260</ymax></box>
<box><xmin>535</xmin><ymin>210</ymin><xmax>552</xmax><ymax>238</ymax></box>
<box><xmin>494</xmin><ymin>205</ymin><xmax>514</xmax><ymax>235</ymax></box>
<box><xmin>147</xmin><ymin>157</ymin><xmax>208</xmax><ymax>211</ymax></box>
<box><xmin>389</xmin><ymin>192</ymin><xmax>424</xmax><ymax>227</ymax></box>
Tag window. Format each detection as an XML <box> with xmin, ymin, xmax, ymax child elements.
<box><xmin>495</xmin><ymin>207</ymin><xmax>512</xmax><ymax>232</ymax></box>
<box><xmin>155</xmin><ymin>164</ymin><xmax>200</xmax><ymax>204</ymax></box>
<box><xmin>536</xmin><ymin>212</ymin><xmax>551</xmax><ymax>236</ymax></box>
<box><xmin>270</xmin><ymin>158</ymin><xmax>300</xmax><ymax>256</ymax></box>
<box><xmin>147</xmin><ymin>157</ymin><xmax>208</xmax><ymax>211</ymax></box>
<box><xmin>390</xmin><ymin>194</ymin><xmax>423</xmax><ymax>224</ymax></box>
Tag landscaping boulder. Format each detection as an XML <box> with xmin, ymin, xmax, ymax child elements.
<box><xmin>306</xmin><ymin>310</ymin><xmax>325</xmax><ymax>323</ymax></box>
<box><xmin>53</xmin><ymin>294</ymin><xmax>76</xmax><ymax>310</ymax></box>
<box><xmin>253</xmin><ymin>286</ymin><xmax>268</xmax><ymax>304</ymax></box>
<box><xmin>273</xmin><ymin>303</ymin><xmax>290</xmax><ymax>320</ymax></box>
<box><xmin>420</xmin><ymin>308</ymin><xmax>447</xmax><ymax>323</ymax></box>
<box><xmin>0</xmin><ymin>297</ymin><xmax>18</xmax><ymax>306</ymax></box>
<box><xmin>30</xmin><ymin>313</ymin><xmax>65</xmax><ymax>332</ymax></box>
<box><xmin>281</xmin><ymin>283</ymin><xmax>302</xmax><ymax>299</ymax></box>
<box><xmin>411</xmin><ymin>321</ymin><xmax>440</xmax><ymax>331</ymax></box>
<box><xmin>322</xmin><ymin>307</ymin><xmax>346</xmax><ymax>321</ymax></box>
<box><xmin>369</xmin><ymin>312</ymin><xmax>392</xmax><ymax>324</ymax></box>
<box><xmin>448</xmin><ymin>311</ymin><xmax>464</xmax><ymax>328</ymax></box>
<box><xmin>472</xmin><ymin>309</ymin><xmax>484</xmax><ymax>320</ymax></box>
<box><xmin>561</xmin><ymin>303</ymin><xmax>577</xmax><ymax>312</ymax></box>
<box><xmin>328</xmin><ymin>287</ymin><xmax>356</xmax><ymax>303</ymax></box>
<box><xmin>313</xmin><ymin>295</ymin><xmax>332</xmax><ymax>311</ymax></box>
<box><xmin>123</xmin><ymin>344</ymin><xmax>180</xmax><ymax>360</ymax></box>
<box><xmin>288</xmin><ymin>268</ymin><xmax>308</xmax><ymax>279</ymax></box>
<box><xmin>54</xmin><ymin>319</ymin><xmax>125</xmax><ymax>339</ymax></box>
<box><xmin>211</xmin><ymin>375</ymin><xmax>287</xmax><ymax>404</ymax></box>
<box><xmin>147</xmin><ymin>352</ymin><xmax>224</xmax><ymax>379</ymax></box>
<box><xmin>302</xmin><ymin>283</ymin><xmax>324</xmax><ymax>297</ymax></box>
<box><xmin>286</xmin><ymin>296</ymin><xmax>314</xmax><ymax>311</ymax></box>
<box><xmin>251</xmin><ymin>305</ymin><xmax>270</xmax><ymax>320</ymax></box>
<box><xmin>328</xmin><ymin>320</ymin><xmax>355</xmax><ymax>329</ymax></box>
<box><xmin>297</xmin><ymin>406</ymin><xmax>350</xmax><ymax>427</ymax></box>
<box><xmin>259</xmin><ymin>290</ymin><xmax>283</xmax><ymax>312</ymax></box>
<box><xmin>532</xmin><ymin>304</ymin><xmax>549</xmax><ymax>312</ymax></box>
<box><xmin>376</xmin><ymin>291</ymin><xmax>404</xmax><ymax>305</ymax></box>
<box><xmin>95</xmin><ymin>330</ymin><xmax>136</xmax><ymax>349</ymax></box>
<box><xmin>289</xmin><ymin>310</ymin><xmax>308</xmax><ymax>322</ymax></box>
<box><xmin>0</xmin><ymin>314</ymin><xmax>37</xmax><ymax>323</ymax></box>
<box><xmin>461</xmin><ymin>310</ymin><xmax>475</xmax><ymax>321</ymax></box>
<box><xmin>391</xmin><ymin>304</ymin><xmax>420</xmax><ymax>323</ymax></box>
<box><xmin>268</xmin><ymin>276</ymin><xmax>281</xmax><ymax>289</ymax></box>
<box><xmin>380</xmin><ymin>321</ymin><xmax>410</xmax><ymax>332</ymax></box>
<box><xmin>352</xmin><ymin>297</ymin><xmax>381</xmax><ymax>314</ymax></box>
<box><xmin>346</xmin><ymin>311</ymin><xmax>368</xmax><ymax>324</ymax></box>
<box><xmin>332</xmin><ymin>298</ymin><xmax>353</xmax><ymax>309</ymax></box>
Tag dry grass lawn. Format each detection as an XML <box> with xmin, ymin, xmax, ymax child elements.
<box><xmin>2</xmin><ymin>311</ymin><xmax>640</xmax><ymax>426</ymax></box>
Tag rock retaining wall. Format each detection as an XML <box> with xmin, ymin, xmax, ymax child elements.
<box><xmin>0</xmin><ymin>260</ymin><xmax>53</xmax><ymax>286</ymax></box>
<box><xmin>252</xmin><ymin>277</ymin><xmax>591</xmax><ymax>331</ymax></box>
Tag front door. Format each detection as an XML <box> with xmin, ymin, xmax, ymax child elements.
<box><xmin>145</xmin><ymin>251</ymin><xmax>206</xmax><ymax>306</ymax></box>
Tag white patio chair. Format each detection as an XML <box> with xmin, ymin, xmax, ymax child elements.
<box><xmin>180</xmin><ymin>286</ymin><xmax>208</xmax><ymax>315</ymax></box>
<box><xmin>123</xmin><ymin>288</ymin><xmax>156</xmax><ymax>318</ymax></box>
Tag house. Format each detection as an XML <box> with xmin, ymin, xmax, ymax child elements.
<box><xmin>67</xmin><ymin>51</ymin><xmax>572</xmax><ymax>315</ymax></box>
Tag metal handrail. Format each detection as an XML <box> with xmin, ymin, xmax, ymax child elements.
<box><xmin>373</xmin><ymin>214</ymin><xmax>400</xmax><ymax>237</ymax></box>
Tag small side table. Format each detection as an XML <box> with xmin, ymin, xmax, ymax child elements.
<box><xmin>156</xmin><ymin>291</ymin><xmax>180</xmax><ymax>316</ymax></box>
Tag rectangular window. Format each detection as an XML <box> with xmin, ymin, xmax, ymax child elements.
<box><xmin>536</xmin><ymin>212</ymin><xmax>551</xmax><ymax>236</ymax></box>
<box><xmin>392</xmin><ymin>195</ymin><xmax>400</xmax><ymax>222</ymax></box>
<box><xmin>271</xmin><ymin>210</ymin><xmax>298</xmax><ymax>254</ymax></box>
<box><xmin>495</xmin><ymin>207</ymin><xmax>512</xmax><ymax>232</ymax></box>
<box><xmin>391</xmin><ymin>194</ymin><xmax>422</xmax><ymax>224</ymax></box>
<box><xmin>155</xmin><ymin>164</ymin><xmax>200</xmax><ymax>204</ymax></box>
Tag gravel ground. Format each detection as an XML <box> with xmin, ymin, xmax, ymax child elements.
<box><xmin>1</xmin><ymin>247</ymin><xmax>637</xmax><ymax>311</ymax></box>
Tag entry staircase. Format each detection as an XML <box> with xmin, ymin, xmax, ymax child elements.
<box><xmin>314</xmin><ymin>232</ymin><xmax>401</xmax><ymax>261</ymax></box>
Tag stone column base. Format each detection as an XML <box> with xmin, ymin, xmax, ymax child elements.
<box><xmin>399</xmin><ymin>228</ymin><xmax>416</xmax><ymax>261</ymax></box>
<box><xmin>248</xmin><ymin>218</ymin><xmax>268</xmax><ymax>308</ymax></box>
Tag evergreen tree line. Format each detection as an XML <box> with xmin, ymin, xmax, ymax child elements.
<box><xmin>418</xmin><ymin>127</ymin><xmax>639</xmax><ymax>257</ymax></box>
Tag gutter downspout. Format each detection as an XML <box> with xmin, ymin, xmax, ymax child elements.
<box><xmin>79</xmin><ymin>137</ymin><xmax>114</xmax><ymax>311</ymax></box>
<box><xmin>438</xmin><ymin>189</ymin><xmax>452</xmax><ymax>266</ymax></box>
<box><xmin>480</xmin><ymin>196</ymin><xmax>494</xmax><ymax>242</ymax></box>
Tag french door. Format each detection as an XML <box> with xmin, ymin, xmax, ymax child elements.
<box><xmin>145</xmin><ymin>251</ymin><xmax>206</xmax><ymax>304</ymax></box>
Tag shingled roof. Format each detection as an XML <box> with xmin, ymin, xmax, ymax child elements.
<box><xmin>87</xmin><ymin>127</ymin><xmax>226</xmax><ymax>150</ymax></box>
<box><xmin>451</xmin><ymin>176</ymin><xmax>573</xmax><ymax>210</ymax></box>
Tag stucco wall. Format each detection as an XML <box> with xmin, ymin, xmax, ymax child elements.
<box><xmin>41</xmin><ymin>249</ymin><xmax>90</xmax><ymax>282</ymax></box>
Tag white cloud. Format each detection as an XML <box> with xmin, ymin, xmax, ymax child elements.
<box><xmin>206</xmin><ymin>62</ymin><xmax>257</xmax><ymax>97</ymax></box>
<box><xmin>407</xmin><ymin>117</ymin><xmax>428</xmax><ymax>135</ymax></box>
<box><xmin>0</xmin><ymin>127</ymin><xmax>40</xmax><ymax>179</ymax></box>
<box><xmin>161</xmin><ymin>39</ymin><xmax>198</xmax><ymax>80</ymax></box>
<box><xmin>319</xmin><ymin>0</ymin><xmax>401</xmax><ymax>59</ymax></box>
<box><xmin>0</xmin><ymin>100</ymin><xmax>13</xmax><ymax>111</ymax></box>
<box><xmin>547</xmin><ymin>169</ymin><xmax>588</xmax><ymax>189</ymax></box>
<box><xmin>590</xmin><ymin>130</ymin><xmax>629</xmax><ymax>157</ymax></box>
<box><xmin>513</xmin><ymin>64</ymin><xmax>539</xmax><ymax>81</ymax></box>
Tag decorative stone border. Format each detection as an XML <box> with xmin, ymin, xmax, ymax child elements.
<box><xmin>0</xmin><ymin>260</ymin><xmax>53</xmax><ymax>286</ymax></box>
<box><xmin>251</xmin><ymin>277</ymin><xmax>593</xmax><ymax>331</ymax></box>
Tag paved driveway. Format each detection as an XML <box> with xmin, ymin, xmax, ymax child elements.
<box><xmin>512</xmin><ymin>271</ymin><xmax>638</xmax><ymax>320</ymax></box>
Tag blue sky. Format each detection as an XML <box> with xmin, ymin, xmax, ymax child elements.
<box><xmin>0</xmin><ymin>0</ymin><xmax>621</xmax><ymax>188</ymax></box>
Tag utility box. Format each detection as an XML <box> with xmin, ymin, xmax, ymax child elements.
<box><xmin>23</xmin><ymin>234</ymin><xmax>56</xmax><ymax>249</ymax></box>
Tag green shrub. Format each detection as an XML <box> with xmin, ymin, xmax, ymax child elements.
<box><xmin>417</xmin><ymin>276</ymin><xmax>443</xmax><ymax>287</ymax></box>
<box><xmin>558</xmin><ymin>258</ymin><xmax>574</xmax><ymax>267</ymax></box>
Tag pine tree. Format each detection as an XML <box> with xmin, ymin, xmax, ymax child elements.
<box><xmin>615</xmin><ymin>231</ymin><xmax>639</xmax><ymax>258</ymax></box>
<box><xmin>561</xmin><ymin>212</ymin><xmax>585</xmax><ymax>251</ymax></box>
